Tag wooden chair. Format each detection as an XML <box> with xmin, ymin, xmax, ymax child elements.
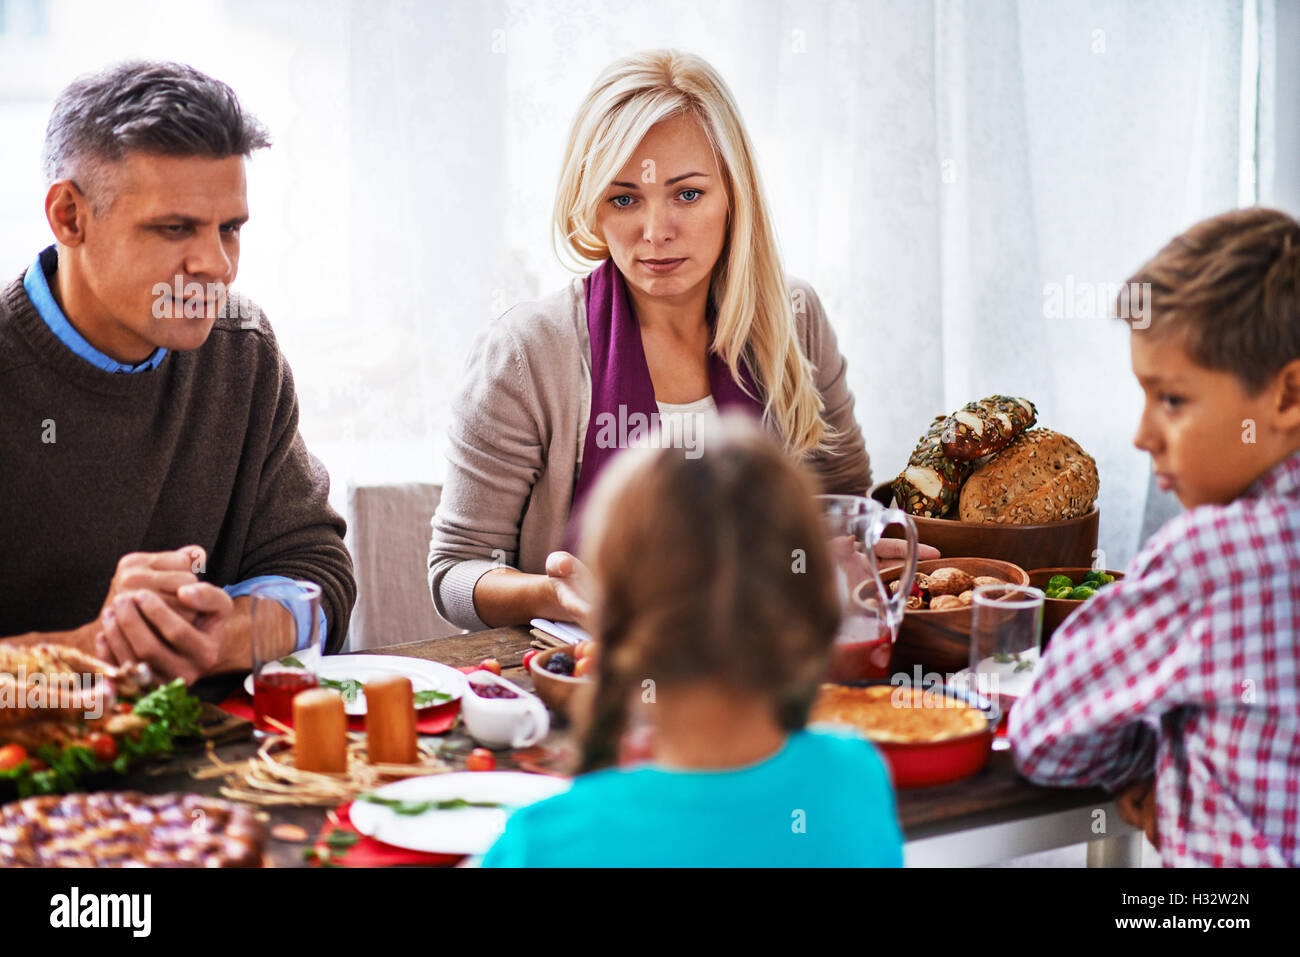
<box><xmin>345</xmin><ymin>482</ymin><xmax>464</xmax><ymax>651</ymax></box>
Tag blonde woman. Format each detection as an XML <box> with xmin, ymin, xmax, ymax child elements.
<box><xmin>429</xmin><ymin>50</ymin><xmax>921</xmax><ymax>632</ymax></box>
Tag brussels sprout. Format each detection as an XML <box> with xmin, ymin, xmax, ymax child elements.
<box><xmin>1047</xmin><ymin>587</ymin><xmax>1071</xmax><ymax>600</ymax></box>
<box><xmin>1082</xmin><ymin>570</ymin><xmax>1103</xmax><ymax>584</ymax></box>
<box><xmin>1068</xmin><ymin>586</ymin><xmax>1096</xmax><ymax>600</ymax></box>
<box><xmin>1047</xmin><ymin>575</ymin><xmax>1074</xmax><ymax>592</ymax></box>
<box><xmin>1097</xmin><ymin>573</ymin><xmax>1116</xmax><ymax>585</ymax></box>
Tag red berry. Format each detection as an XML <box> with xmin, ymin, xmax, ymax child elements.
<box><xmin>466</xmin><ymin>748</ymin><xmax>495</xmax><ymax>772</ymax></box>
<box><xmin>0</xmin><ymin>744</ymin><xmax>27</xmax><ymax>772</ymax></box>
<box><xmin>522</xmin><ymin>650</ymin><xmax>538</xmax><ymax>672</ymax></box>
<box><xmin>87</xmin><ymin>732</ymin><xmax>118</xmax><ymax>763</ymax></box>
<box><xmin>477</xmin><ymin>658</ymin><xmax>502</xmax><ymax>676</ymax></box>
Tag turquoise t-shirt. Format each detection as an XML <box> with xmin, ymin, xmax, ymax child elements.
<box><xmin>481</xmin><ymin>728</ymin><xmax>904</xmax><ymax>867</ymax></box>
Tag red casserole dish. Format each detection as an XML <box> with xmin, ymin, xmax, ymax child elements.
<box><xmin>818</xmin><ymin>680</ymin><xmax>996</xmax><ymax>788</ymax></box>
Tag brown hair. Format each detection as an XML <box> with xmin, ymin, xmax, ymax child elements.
<box><xmin>1122</xmin><ymin>206</ymin><xmax>1300</xmax><ymax>393</ymax></box>
<box><xmin>574</xmin><ymin>415</ymin><xmax>841</xmax><ymax>773</ymax></box>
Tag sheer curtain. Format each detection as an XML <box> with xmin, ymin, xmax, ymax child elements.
<box><xmin>0</xmin><ymin>0</ymin><xmax>1268</xmax><ymax>569</ymax></box>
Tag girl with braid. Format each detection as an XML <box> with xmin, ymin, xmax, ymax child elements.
<box><xmin>483</xmin><ymin>416</ymin><xmax>903</xmax><ymax>867</ymax></box>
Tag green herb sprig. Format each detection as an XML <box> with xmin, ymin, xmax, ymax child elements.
<box><xmin>304</xmin><ymin>829</ymin><xmax>359</xmax><ymax>866</ymax></box>
<box><xmin>356</xmin><ymin>792</ymin><xmax>502</xmax><ymax>815</ymax></box>
<box><xmin>992</xmin><ymin>651</ymin><xmax>1035</xmax><ymax>673</ymax></box>
<box><xmin>319</xmin><ymin>677</ymin><xmax>363</xmax><ymax>704</ymax></box>
<box><xmin>315</xmin><ymin>680</ymin><xmax>451</xmax><ymax>708</ymax></box>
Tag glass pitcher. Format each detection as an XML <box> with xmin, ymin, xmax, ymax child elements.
<box><xmin>817</xmin><ymin>494</ymin><xmax>920</xmax><ymax>681</ymax></box>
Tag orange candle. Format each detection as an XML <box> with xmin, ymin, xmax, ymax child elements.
<box><xmin>365</xmin><ymin>675</ymin><xmax>418</xmax><ymax>764</ymax></box>
<box><xmin>293</xmin><ymin>689</ymin><xmax>348</xmax><ymax>773</ymax></box>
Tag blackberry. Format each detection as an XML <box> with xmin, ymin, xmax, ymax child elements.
<box><xmin>546</xmin><ymin>652</ymin><xmax>575</xmax><ymax>675</ymax></box>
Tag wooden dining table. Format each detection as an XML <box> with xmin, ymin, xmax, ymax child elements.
<box><xmin>132</xmin><ymin>626</ymin><xmax>1143</xmax><ymax>868</ymax></box>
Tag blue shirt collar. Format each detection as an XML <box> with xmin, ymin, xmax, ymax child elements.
<box><xmin>23</xmin><ymin>246</ymin><xmax>167</xmax><ymax>374</ymax></box>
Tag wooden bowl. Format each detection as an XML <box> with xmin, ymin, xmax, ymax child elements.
<box><xmin>1027</xmin><ymin>567</ymin><xmax>1126</xmax><ymax>650</ymax></box>
<box><xmin>873</xmin><ymin>558</ymin><xmax>1031</xmax><ymax>677</ymax></box>
<box><xmin>528</xmin><ymin>647</ymin><xmax>592</xmax><ymax>719</ymax></box>
<box><xmin>869</xmin><ymin>481</ymin><xmax>1100</xmax><ymax>573</ymax></box>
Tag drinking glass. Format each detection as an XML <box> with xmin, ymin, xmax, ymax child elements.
<box><xmin>967</xmin><ymin>583</ymin><xmax>1044</xmax><ymax>750</ymax></box>
<box><xmin>250</xmin><ymin>580</ymin><xmax>322</xmax><ymax>736</ymax></box>
<box><xmin>818</xmin><ymin>495</ymin><xmax>919</xmax><ymax>681</ymax></box>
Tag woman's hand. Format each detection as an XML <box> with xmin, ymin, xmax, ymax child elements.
<box><xmin>872</xmin><ymin>538</ymin><xmax>940</xmax><ymax>572</ymax></box>
<box><xmin>545</xmin><ymin>551</ymin><xmax>596</xmax><ymax>631</ymax></box>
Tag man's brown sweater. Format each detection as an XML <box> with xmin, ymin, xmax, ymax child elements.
<box><xmin>0</xmin><ymin>268</ymin><xmax>355</xmax><ymax>653</ymax></box>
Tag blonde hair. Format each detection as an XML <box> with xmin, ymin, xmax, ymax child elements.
<box><xmin>553</xmin><ymin>49</ymin><xmax>832</xmax><ymax>455</ymax></box>
<box><xmin>575</xmin><ymin>415</ymin><xmax>841</xmax><ymax>772</ymax></box>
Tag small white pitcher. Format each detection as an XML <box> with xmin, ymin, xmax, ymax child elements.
<box><xmin>460</xmin><ymin>671</ymin><xmax>551</xmax><ymax>750</ymax></box>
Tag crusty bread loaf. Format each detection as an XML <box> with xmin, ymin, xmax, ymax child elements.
<box><xmin>958</xmin><ymin>429</ymin><xmax>1099</xmax><ymax>524</ymax></box>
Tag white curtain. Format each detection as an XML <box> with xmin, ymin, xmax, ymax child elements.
<box><xmin>0</xmin><ymin>0</ymin><xmax>1262</xmax><ymax>568</ymax></box>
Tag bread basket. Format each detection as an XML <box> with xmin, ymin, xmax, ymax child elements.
<box><xmin>869</xmin><ymin>481</ymin><xmax>1099</xmax><ymax>574</ymax></box>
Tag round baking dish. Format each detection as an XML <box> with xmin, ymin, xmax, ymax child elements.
<box><xmin>816</xmin><ymin>679</ymin><xmax>997</xmax><ymax>788</ymax></box>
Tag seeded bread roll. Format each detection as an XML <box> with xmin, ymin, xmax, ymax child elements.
<box><xmin>892</xmin><ymin>417</ymin><xmax>974</xmax><ymax>518</ymax></box>
<box><xmin>958</xmin><ymin>429</ymin><xmax>1099</xmax><ymax>525</ymax></box>
<box><xmin>940</xmin><ymin>395</ymin><xmax>1037</xmax><ymax>461</ymax></box>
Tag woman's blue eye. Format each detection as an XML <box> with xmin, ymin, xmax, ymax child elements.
<box><xmin>610</xmin><ymin>195</ymin><xmax>634</xmax><ymax>208</ymax></box>
<box><xmin>679</xmin><ymin>189</ymin><xmax>701</xmax><ymax>202</ymax></box>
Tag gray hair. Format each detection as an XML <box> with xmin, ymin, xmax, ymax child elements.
<box><xmin>42</xmin><ymin>60</ymin><xmax>271</xmax><ymax>211</ymax></box>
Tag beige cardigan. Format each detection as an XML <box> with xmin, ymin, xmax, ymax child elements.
<box><xmin>428</xmin><ymin>275</ymin><xmax>873</xmax><ymax>630</ymax></box>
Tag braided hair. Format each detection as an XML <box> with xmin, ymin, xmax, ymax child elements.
<box><xmin>573</xmin><ymin>414</ymin><xmax>842</xmax><ymax>773</ymax></box>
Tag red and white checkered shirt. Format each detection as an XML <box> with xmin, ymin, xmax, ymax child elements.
<box><xmin>1009</xmin><ymin>450</ymin><xmax>1300</xmax><ymax>867</ymax></box>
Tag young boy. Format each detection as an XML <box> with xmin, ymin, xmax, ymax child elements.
<box><xmin>1009</xmin><ymin>207</ymin><xmax>1300</xmax><ymax>867</ymax></box>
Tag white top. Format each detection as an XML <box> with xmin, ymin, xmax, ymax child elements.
<box><xmin>655</xmin><ymin>394</ymin><xmax>722</xmax><ymax>460</ymax></box>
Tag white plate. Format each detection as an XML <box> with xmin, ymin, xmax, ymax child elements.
<box><xmin>349</xmin><ymin>771</ymin><xmax>570</xmax><ymax>856</ymax></box>
<box><xmin>245</xmin><ymin>654</ymin><xmax>468</xmax><ymax>716</ymax></box>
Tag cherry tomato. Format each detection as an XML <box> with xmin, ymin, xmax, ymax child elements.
<box><xmin>574</xmin><ymin>656</ymin><xmax>595</xmax><ymax>678</ymax></box>
<box><xmin>0</xmin><ymin>744</ymin><xmax>27</xmax><ymax>772</ymax></box>
<box><xmin>466</xmin><ymin>748</ymin><xmax>496</xmax><ymax>772</ymax></box>
<box><xmin>522</xmin><ymin>650</ymin><xmax>538</xmax><ymax>672</ymax></box>
<box><xmin>477</xmin><ymin>658</ymin><xmax>502</xmax><ymax>676</ymax></box>
<box><xmin>87</xmin><ymin>732</ymin><xmax>118</xmax><ymax>764</ymax></box>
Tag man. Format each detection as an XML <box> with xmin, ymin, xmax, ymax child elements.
<box><xmin>0</xmin><ymin>61</ymin><xmax>355</xmax><ymax>683</ymax></box>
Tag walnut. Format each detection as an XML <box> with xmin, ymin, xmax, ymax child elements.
<box><xmin>972</xmin><ymin>576</ymin><xmax>1004</xmax><ymax>587</ymax></box>
<box><xmin>958</xmin><ymin>590</ymin><xmax>974</xmax><ymax>605</ymax></box>
<box><xmin>930</xmin><ymin>594</ymin><xmax>964</xmax><ymax>611</ymax></box>
<box><xmin>926</xmin><ymin>567</ymin><xmax>975</xmax><ymax>596</ymax></box>
<box><xmin>905</xmin><ymin>594</ymin><xmax>924</xmax><ymax>610</ymax></box>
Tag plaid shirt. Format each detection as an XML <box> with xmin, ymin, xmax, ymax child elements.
<box><xmin>1009</xmin><ymin>450</ymin><xmax>1300</xmax><ymax>867</ymax></box>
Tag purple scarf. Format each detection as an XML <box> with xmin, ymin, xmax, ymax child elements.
<box><xmin>563</xmin><ymin>259</ymin><xmax>763</xmax><ymax>550</ymax></box>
